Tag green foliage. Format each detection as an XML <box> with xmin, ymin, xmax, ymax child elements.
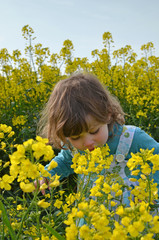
<box><xmin>0</xmin><ymin>25</ymin><xmax>159</xmax><ymax>143</ymax></box>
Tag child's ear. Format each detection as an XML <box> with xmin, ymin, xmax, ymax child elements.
<box><xmin>107</xmin><ymin>114</ymin><xmax>112</xmax><ymax>124</ymax></box>
<box><xmin>66</xmin><ymin>138</ymin><xmax>74</xmax><ymax>150</ymax></box>
<box><xmin>116</xmin><ymin>114</ymin><xmax>125</xmax><ymax>124</ymax></box>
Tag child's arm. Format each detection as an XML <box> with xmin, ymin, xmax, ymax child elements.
<box><xmin>131</xmin><ymin>127</ymin><xmax>159</xmax><ymax>154</ymax></box>
<box><xmin>35</xmin><ymin>148</ymin><xmax>74</xmax><ymax>195</ymax></box>
<box><xmin>130</xmin><ymin>127</ymin><xmax>159</xmax><ymax>194</ymax></box>
<box><xmin>45</xmin><ymin>148</ymin><xmax>74</xmax><ymax>180</ymax></box>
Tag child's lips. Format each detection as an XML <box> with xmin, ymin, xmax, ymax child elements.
<box><xmin>89</xmin><ymin>147</ymin><xmax>95</xmax><ymax>151</ymax></box>
<box><xmin>83</xmin><ymin>146</ymin><xmax>95</xmax><ymax>151</ymax></box>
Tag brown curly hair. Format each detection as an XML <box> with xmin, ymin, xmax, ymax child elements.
<box><xmin>37</xmin><ymin>72</ymin><xmax>125</xmax><ymax>149</ymax></box>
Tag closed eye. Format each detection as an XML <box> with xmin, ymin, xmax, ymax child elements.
<box><xmin>70</xmin><ymin>128</ymin><xmax>100</xmax><ymax>140</ymax></box>
<box><xmin>90</xmin><ymin>128</ymin><xmax>100</xmax><ymax>135</ymax></box>
<box><xmin>70</xmin><ymin>136</ymin><xmax>80</xmax><ymax>140</ymax></box>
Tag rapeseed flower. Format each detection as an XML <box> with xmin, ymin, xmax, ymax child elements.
<box><xmin>20</xmin><ymin>181</ymin><xmax>35</xmax><ymax>192</ymax></box>
<box><xmin>12</xmin><ymin>115</ymin><xmax>27</xmax><ymax>126</ymax></box>
<box><xmin>54</xmin><ymin>199</ymin><xmax>63</xmax><ymax>209</ymax></box>
<box><xmin>37</xmin><ymin>199</ymin><xmax>51</xmax><ymax>209</ymax></box>
<box><xmin>0</xmin><ymin>174</ymin><xmax>14</xmax><ymax>190</ymax></box>
<box><xmin>47</xmin><ymin>160</ymin><xmax>58</xmax><ymax>171</ymax></box>
<box><xmin>49</xmin><ymin>174</ymin><xmax>60</xmax><ymax>188</ymax></box>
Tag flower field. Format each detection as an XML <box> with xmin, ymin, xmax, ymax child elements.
<box><xmin>0</xmin><ymin>25</ymin><xmax>159</xmax><ymax>239</ymax></box>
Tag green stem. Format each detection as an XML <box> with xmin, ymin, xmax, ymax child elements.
<box><xmin>0</xmin><ymin>199</ymin><xmax>16</xmax><ymax>240</ymax></box>
<box><xmin>15</xmin><ymin>191</ymin><xmax>38</xmax><ymax>240</ymax></box>
<box><xmin>35</xmin><ymin>197</ymin><xmax>41</xmax><ymax>239</ymax></box>
<box><xmin>147</xmin><ymin>177</ymin><xmax>151</xmax><ymax>206</ymax></box>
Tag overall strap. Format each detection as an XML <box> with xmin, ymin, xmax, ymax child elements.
<box><xmin>114</xmin><ymin>125</ymin><xmax>136</xmax><ymax>205</ymax></box>
<box><xmin>115</xmin><ymin>125</ymin><xmax>136</xmax><ymax>162</ymax></box>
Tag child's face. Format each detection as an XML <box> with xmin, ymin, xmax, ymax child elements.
<box><xmin>67</xmin><ymin>115</ymin><xmax>109</xmax><ymax>151</ymax></box>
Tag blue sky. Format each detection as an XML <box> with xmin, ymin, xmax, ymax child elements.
<box><xmin>0</xmin><ymin>0</ymin><xmax>159</xmax><ymax>61</ymax></box>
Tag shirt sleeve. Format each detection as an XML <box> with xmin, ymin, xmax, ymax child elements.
<box><xmin>129</xmin><ymin>127</ymin><xmax>159</xmax><ymax>193</ymax></box>
<box><xmin>130</xmin><ymin>127</ymin><xmax>159</xmax><ymax>154</ymax></box>
<box><xmin>44</xmin><ymin>149</ymin><xmax>74</xmax><ymax>180</ymax></box>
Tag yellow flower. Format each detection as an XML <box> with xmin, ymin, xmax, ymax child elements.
<box><xmin>90</xmin><ymin>186</ymin><xmax>102</xmax><ymax>197</ymax></box>
<box><xmin>102</xmin><ymin>182</ymin><xmax>111</xmax><ymax>194</ymax></box>
<box><xmin>111</xmin><ymin>221</ymin><xmax>127</xmax><ymax>239</ymax></box>
<box><xmin>0</xmin><ymin>132</ymin><xmax>4</xmax><ymax>138</ymax></box>
<box><xmin>0</xmin><ymin>174</ymin><xmax>14</xmax><ymax>190</ymax></box>
<box><xmin>54</xmin><ymin>199</ymin><xmax>63</xmax><ymax>209</ymax></box>
<box><xmin>127</xmin><ymin>224</ymin><xmax>139</xmax><ymax>238</ymax></box>
<box><xmin>20</xmin><ymin>182</ymin><xmax>35</xmax><ymax>193</ymax></box>
<box><xmin>3</xmin><ymin>161</ymin><xmax>10</xmax><ymax>168</ymax></box>
<box><xmin>150</xmin><ymin>216</ymin><xmax>159</xmax><ymax>233</ymax></box>
<box><xmin>121</xmin><ymin>216</ymin><xmax>131</xmax><ymax>227</ymax></box>
<box><xmin>71</xmin><ymin>145</ymin><xmax>112</xmax><ymax>175</ymax></box>
<box><xmin>51</xmin><ymin>236</ymin><xmax>58</xmax><ymax>240</ymax></box>
<box><xmin>129</xmin><ymin>178</ymin><xmax>138</xmax><ymax>182</ymax></box>
<box><xmin>110</xmin><ymin>201</ymin><xmax>117</xmax><ymax>207</ymax></box>
<box><xmin>78</xmin><ymin>202</ymin><xmax>88</xmax><ymax>211</ymax></box>
<box><xmin>38</xmin><ymin>164</ymin><xmax>51</xmax><ymax>178</ymax></box>
<box><xmin>23</xmin><ymin>139</ymin><xmax>34</xmax><ymax>150</ymax></box>
<box><xmin>66</xmin><ymin>193</ymin><xmax>76</xmax><ymax>205</ymax></box>
<box><xmin>111</xmin><ymin>183</ymin><xmax>121</xmax><ymax>192</ymax></box>
<box><xmin>49</xmin><ymin>174</ymin><xmax>60</xmax><ymax>188</ymax></box>
<box><xmin>141</xmin><ymin>233</ymin><xmax>154</xmax><ymax>240</ymax></box>
<box><xmin>62</xmin><ymin>204</ymin><xmax>70</xmax><ymax>214</ymax></box>
<box><xmin>32</xmin><ymin>142</ymin><xmax>54</xmax><ymax>161</ymax></box>
<box><xmin>141</xmin><ymin>163</ymin><xmax>151</xmax><ymax>175</ymax></box>
<box><xmin>40</xmin><ymin>183</ymin><xmax>48</xmax><ymax>190</ymax></box>
<box><xmin>115</xmin><ymin>189</ymin><xmax>122</xmax><ymax>197</ymax></box>
<box><xmin>48</xmin><ymin>160</ymin><xmax>58</xmax><ymax>171</ymax></box>
<box><xmin>116</xmin><ymin>206</ymin><xmax>124</xmax><ymax>216</ymax></box>
<box><xmin>131</xmin><ymin>169</ymin><xmax>140</xmax><ymax>176</ymax></box>
<box><xmin>17</xmin><ymin>204</ymin><xmax>23</xmax><ymax>210</ymax></box>
<box><xmin>136</xmin><ymin>110</ymin><xmax>147</xmax><ymax>118</ymax></box>
<box><xmin>128</xmin><ymin>221</ymin><xmax>145</xmax><ymax>237</ymax></box>
<box><xmin>12</xmin><ymin>115</ymin><xmax>27</xmax><ymax>126</ymax></box>
<box><xmin>36</xmin><ymin>136</ymin><xmax>48</xmax><ymax>143</ymax></box>
<box><xmin>45</xmin><ymin>193</ymin><xmax>50</xmax><ymax>198</ymax></box>
<box><xmin>65</xmin><ymin>223</ymin><xmax>78</xmax><ymax>240</ymax></box>
<box><xmin>38</xmin><ymin>199</ymin><xmax>51</xmax><ymax>209</ymax></box>
<box><xmin>79</xmin><ymin>225</ymin><xmax>91</xmax><ymax>239</ymax></box>
<box><xmin>0</xmin><ymin>124</ymin><xmax>12</xmax><ymax>133</ymax></box>
<box><xmin>8</xmin><ymin>131</ymin><xmax>15</xmax><ymax>138</ymax></box>
<box><xmin>76</xmin><ymin>210</ymin><xmax>84</xmax><ymax>218</ymax></box>
<box><xmin>1</xmin><ymin>142</ymin><xmax>6</xmax><ymax>150</ymax></box>
<box><xmin>10</xmin><ymin>163</ymin><xmax>19</xmax><ymax>178</ymax></box>
<box><xmin>41</xmin><ymin>234</ymin><xmax>49</xmax><ymax>240</ymax></box>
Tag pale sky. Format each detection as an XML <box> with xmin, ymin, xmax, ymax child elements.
<box><xmin>0</xmin><ymin>0</ymin><xmax>159</xmax><ymax>61</ymax></box>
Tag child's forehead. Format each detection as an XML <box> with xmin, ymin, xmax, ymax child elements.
<box><xmin>85</xmin><ymin>115</ymin><xmax>101</xmax><ymax>129</ymax></box>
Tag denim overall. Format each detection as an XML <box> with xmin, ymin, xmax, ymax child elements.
<box><xmin>77</xmin><ymin>125</ymin><xmax>136</xmax><ymax>227</ymax></box>
<box><xmin>113</xmin><ymin>125</ymin><xmax>136</xmax><ymax>205</ymax></box>
<box><xmin>77</xmin><ymin>125</ymin><xmax>136</xmax><ymax>205</ymax></box>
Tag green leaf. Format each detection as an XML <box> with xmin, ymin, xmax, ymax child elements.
<box><xmin>43</xmin><ymin>223</ymin><xmax>66</xmax><ymax>240</ymax></box>
<box><xmin>0</xmin><ymin>200</ymin><xmax>16</xmax><ymax>240</ymax></box>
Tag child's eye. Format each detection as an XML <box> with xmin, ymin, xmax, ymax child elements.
<box><xmin>90</xmin><ymin>128</ymin><xmax>99</xmax><ymax>135</ymax></box>
<box><xmin>70</xmin><ymin>136</ymin><xmax>80</xmax><ymax>140</ymax></box>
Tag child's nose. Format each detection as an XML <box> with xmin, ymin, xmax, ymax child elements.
<box><xmin>83</xmin><ymin>135</ymin><xmax>94</xmax><ymax>150</ymax></box>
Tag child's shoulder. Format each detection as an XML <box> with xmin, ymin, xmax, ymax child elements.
<box><xmin>122</xmin><ymin>124</ymin><xmax>158</xmax><ymax>145</ymax></box>
<box><xmin>130</xmin><ymin>126</ymin><xmax>159</xmax><ymax>154</ymax></box>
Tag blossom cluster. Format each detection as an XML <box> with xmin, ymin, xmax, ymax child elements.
<box><xmin>64</xmin><ymin>147</ymin><xmax>159</xmax><ymax>240</ymax></box>
<box><xmin>0</xmin><ymin>26</ymin><xmax>159</xmax><ymax>144</ymax></box>
<box><xmin>0</xmin><ymin>133</ymin><xmax>159</xmax><ymax>239</ymax></box>
<box><xmin>0</xmin><ymin>127</ymin><xmax>55</xmax><ymax>192</ymax></box>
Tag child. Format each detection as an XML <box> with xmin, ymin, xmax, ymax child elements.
<box><xmin>37</xmin><ymin>72</ymin><xmax>159</xmax><ymax>201</ymax></box>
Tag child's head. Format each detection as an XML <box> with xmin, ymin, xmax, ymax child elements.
<box><xmin>38</xmin><ymin>72</ymin><xmax>125</xmax><ymax>149</ymax></box>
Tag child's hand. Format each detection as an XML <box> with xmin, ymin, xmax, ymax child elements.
<box><xmin>34</xmin><ymin>178</ymin><xmax>49</xmax><ymax>195</ymax></box>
